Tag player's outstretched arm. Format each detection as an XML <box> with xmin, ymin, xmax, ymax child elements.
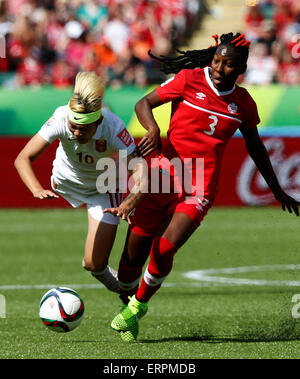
<box><xmin>14</xmin><ymin>133</ymin><xmax>59</xmax><ymax>199</ymax></box>
<box><xmin>240</xmin><ymin>126</ymin><xmax>299</xmax><ymax>216</ymax></box>
<box><xmin>103</xmin><ymin>192</ymin><xmax>142</xmax><ymax>224</ymax></box>
<box><xmin>104</xmin><ymin>151</ymin><xmax>147</xmax><ymax>222</ymax></box>
<box><xmin>135</xmin><ymin>90</ymin><xmax>164</xmax><ymax>157</ymax></box>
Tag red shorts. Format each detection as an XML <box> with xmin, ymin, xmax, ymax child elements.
<box><xmin>129</xmin><ymin>193</ymin><xmax>212</xmax><ymax>237</ymax></box>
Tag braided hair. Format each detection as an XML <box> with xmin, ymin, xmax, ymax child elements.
<box><xmin>149</xmin><ymin>33</ymin><xmax>251</xmax><ymax>75</ymax></box>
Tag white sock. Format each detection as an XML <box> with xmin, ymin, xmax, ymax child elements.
<box><xmin>91</xmin><ymin>267</ymin><xmax>108</xmax><ymax>278</ymax></box>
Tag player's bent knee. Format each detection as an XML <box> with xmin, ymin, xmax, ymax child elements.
<box><xmin>82</xmin><ymin>258</ymin><xmax>91</xmax><ymax>271</ymax></box>
<box><xmin>82</xmin><ymin>258</ymin><xmax>107</xmax><ymax>273</ymax></box>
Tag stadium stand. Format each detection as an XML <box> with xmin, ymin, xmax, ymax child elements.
<box><xmin>243</xmin><ymin>0</ymin><xmax>300</xmax><ymax>85</ymax></box>
<box><xmin>0</xmin><ymin>0</ymin><xmax>207</xmax><ymax>88</ymax></box>
<box><xmin>0</xmin><ymin>0</ymin><xmax>299</xmax><ymax>86</ymax></box>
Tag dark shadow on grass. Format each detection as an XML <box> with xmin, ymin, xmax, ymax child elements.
<box><xmin>58</xmin><ymin>331</ymin><xmax>300</xmax><ymax>344</ymax></box>
<box><xmin>59</xmin><ymin>340</ymin><xmax>100</xmax><ymax>343</ymax></box>
<box><xmin>140</xmin><ymin>318</ymin><xmax>300</xmax><ymax>344</ymax></box>
<box><xmin>161</xmin><ymin>287</ymin><xmax>300</xmax><ymax>297</ymax></box>
<box><xmin>140</xmin><ymin>334</ymin><xmax>300</xmax><ymax>344</ymax></box>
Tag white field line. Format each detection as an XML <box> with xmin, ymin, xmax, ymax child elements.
<box><xmin>0</xmin><ymin>224</ymin><xmax>86</xmax><ymax>233</ymax></box>
<box><xmin>1</xmin><ymin>264</ymin><xmax>300</xmax><ymax>290</ymax></box>
<box><xmin>183</xmin><ymin>264</ymin><xmax>300</xmax><ymax>287</ymax></box>
<box><xmin>0</xmin><ymin>282</ymin><xmax>216</xmax><ymax>291</ymax></box>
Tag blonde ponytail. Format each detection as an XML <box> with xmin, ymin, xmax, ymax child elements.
<box><xmin>69</xmin><ymin>72</ymin><xmax>106</xmax><ymax>114</ymax></box>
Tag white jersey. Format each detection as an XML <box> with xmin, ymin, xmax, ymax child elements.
<box><xmin>38</xmin><ymin>105</ymin><xmax>135</xmax><ymax>199</ymax></box>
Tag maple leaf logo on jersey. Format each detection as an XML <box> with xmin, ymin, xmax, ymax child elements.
<box><xmin>95</xmin><ymin>139</ymin><xmax>107</xmax><ymax>152</ymax></box>
<box><xmin>228</xmin><ymin>103</ymin><xmax>238</xmax><ymax>114</ymax></box>
<box><xmin>196</xmin><ymin>92</ymin><xmax>206</xmax><ymax>100</ymax></box>
<box><xmin>117</xmin><ymin>128</ymin><xmax>132</xmax><ymax>147</ymax></box>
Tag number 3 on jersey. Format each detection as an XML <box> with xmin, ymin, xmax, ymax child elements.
<box><xmin>204</xmin><ymin>115</ymin><xmax>218</xmax><ymax>136</ymax></box>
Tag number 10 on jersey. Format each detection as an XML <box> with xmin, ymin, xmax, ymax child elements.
<box><xmin>76</xmin><ymin>152</ymin><xmax>94</xmax><ymax>164</ymax></box>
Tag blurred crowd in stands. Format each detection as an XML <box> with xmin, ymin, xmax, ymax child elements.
<box><xmin>0</xmin><ymin>0</ymin><xmax>204</xmax><ymax>88</ymax></box>
<box><xmin>243</xmin><ymin>0</ymin><xmax>300</xmax><ymax>85</ymax></box>
<box><xmin>0</xmin><ymin>0</ymin><xmax>299</xmax><ymax>88</ymax></box>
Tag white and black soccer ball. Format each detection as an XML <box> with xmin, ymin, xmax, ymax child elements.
<box><xmin>39</xmin><ymin>287</ymin><xmax>84</xmax><ymax>333</ymax></box>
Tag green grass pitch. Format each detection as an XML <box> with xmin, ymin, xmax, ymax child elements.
<box><xmin>0</xmin><ymin>207</ymin><xmax>299</xmax><ymax>359</ymax></box>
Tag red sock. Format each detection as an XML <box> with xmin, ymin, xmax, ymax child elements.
<box><xmin>136</xmin><ymin>236</ymin><xmax>177</xmax><ymax>303</ymax></box>
<box><xmin>118</xmin><ymin>255</ymin><xmax>143</xmax><ymax>304</ymax></box>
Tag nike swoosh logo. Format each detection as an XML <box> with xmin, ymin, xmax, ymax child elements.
<box><xmin>74</xmin><ymin>116</ymin><xmax>83</xmax><ymax>120</ymax></box>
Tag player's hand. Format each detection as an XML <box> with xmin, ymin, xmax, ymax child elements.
<box><xmin>104</xmin><ymin>205</ymin><xmax>133</xmax><ymax>224</ymax></box>
<box><xmin>33</xmin><ymin>189</ymin><xmax>59</xmax><ymax>199</ymax></box>
<box><xmin>137</xmin><ymin>127</ymin><xmax>161</xmax><ymax>157</ymax></box>
<box><xmin>275</xmin><ymin>190</ymin><xmax>299</xmax><ymax>216</ymax></box>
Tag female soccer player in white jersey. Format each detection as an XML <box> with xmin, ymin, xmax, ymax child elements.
<box><xmin>14</xmin><ymin>71</ymin><xmax>141</xmax><ymax>292</ymax></box>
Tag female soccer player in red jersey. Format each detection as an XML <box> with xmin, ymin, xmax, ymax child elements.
<box><xmin>105</xmin><ymin>32</ymin><xmax>299</xmax><ymax>342</ymax></box>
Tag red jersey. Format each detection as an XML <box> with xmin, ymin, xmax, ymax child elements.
<box><xmin>156</xmin><ymin>67</ymin><xmax>260</xmax><ymax>201</ymax></box>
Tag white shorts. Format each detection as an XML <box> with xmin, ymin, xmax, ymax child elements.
<box><xmin>51</xmin><ymin>176</ymin><xmax>123</xmax><ymax>225</ymax></box>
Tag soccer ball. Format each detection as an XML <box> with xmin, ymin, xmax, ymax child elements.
<box><xmin>39</xmin><ymin>287</ymin><xmax>84</xmax><ymax>333</ymax></box>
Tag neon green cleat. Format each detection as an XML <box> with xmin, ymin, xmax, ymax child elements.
<box><xmin>110</xmin><ymin>295</ymin><xmax>148</xmax><ymax>342</ymax></box>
